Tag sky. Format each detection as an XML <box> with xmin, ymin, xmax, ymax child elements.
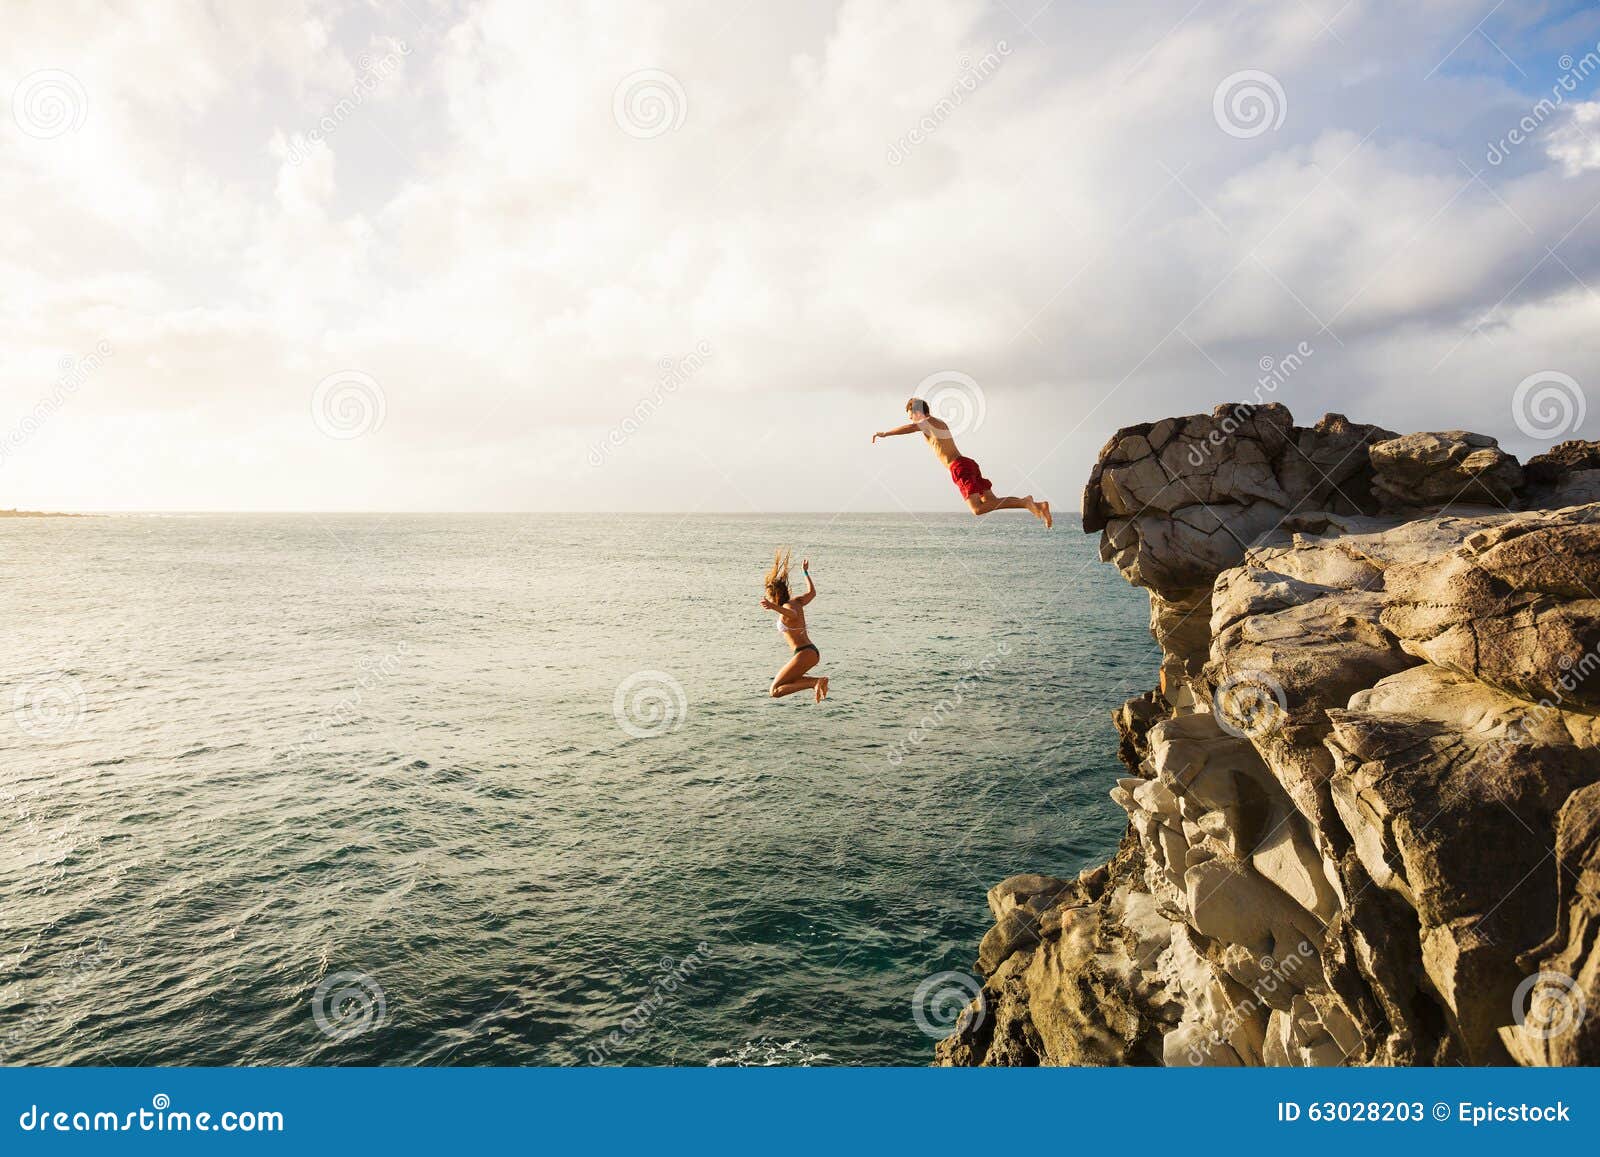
<box><xmin>3</xmin><ymin>0</ymin><xmax>1600</xmax><ymax>513</ymax></box>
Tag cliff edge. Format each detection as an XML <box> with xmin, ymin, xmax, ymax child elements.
<box><xmin>937</xmin><ymin>403</ymin><xmax>1600</xmax><ymax>1067</ymax></box>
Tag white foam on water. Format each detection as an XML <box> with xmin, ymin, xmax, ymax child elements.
<box><xmin>707</xmin><ymin>1037</ymin><xmax>837</xmax><ymax>1067</ymax></box>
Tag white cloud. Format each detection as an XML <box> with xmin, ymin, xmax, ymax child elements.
<box><xmin>1546</xmin><ymin>100</ymin><xmax>1600</xmax><ymax>175</ymax></box>
<box><xmin>2</xmin><ymin>0</ymin><xmax>1599</xmax><ymax>511</ymax></box>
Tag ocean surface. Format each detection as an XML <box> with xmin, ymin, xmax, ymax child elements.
<box><xmin>1</xmin><ymin>513</ymin><xmax>1157</xmax><ymax>1066</ymax></box>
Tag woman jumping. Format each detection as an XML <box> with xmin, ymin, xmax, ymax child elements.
<box><xmin>760</xmin><ymin>548</ymin><xmax>829</xmax><ymax>702</ymax></box>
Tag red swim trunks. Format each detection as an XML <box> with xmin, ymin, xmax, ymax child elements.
<box><xmin>949</xmin><ymin>456</ymin><xmax>992</xmax><ymax>499</ymax></box>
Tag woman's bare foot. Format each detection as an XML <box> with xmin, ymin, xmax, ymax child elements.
<box><xmin>1039</xmin><ymin>500</ymin><xmax>1052</xmax><ymax>529</ymax></box>
<box><xmin>814</xmin><ymin>677</ymin><xmax>829</xmax><ymax>703</ymax></box>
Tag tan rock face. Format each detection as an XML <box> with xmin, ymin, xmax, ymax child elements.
<box><xmin>1502</xmin><ymin>781</ymin><xmax>1600</xmax><ymax>1066</ymax></box>
<box><xmin>1084</xmin><ymin>405</ymin><xmax>1394</xmax><ymax>601</ymax></box>
<box><xmin>1378</xmin><ymin>508</ymin><xmax>1600</xmax><ymax>708</ymax></box>
<box><xmin>941</xmin><ymin>406</ymin><xmax>1600</xmax><ymax>1069</ymax></box>
<box><xmin>1369</xmin><ymin>431</ymin><xmax>1523</xmax><ymax>511</ymax></box>
<box><xmin>1524</xmin><ymin>439</ymin><xmax>1600</xmax><ymax>490</ymax></box>
<box><xmin>1327</xmin><ymin>665</ymin><xmax>1600</xmax><ymax>1062</ymax></box>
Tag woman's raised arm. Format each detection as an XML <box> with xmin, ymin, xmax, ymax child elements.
<box><xmin>795</xmin><ymin>559</ymin><xmax>816</xmax><ymax>605</ymax></box>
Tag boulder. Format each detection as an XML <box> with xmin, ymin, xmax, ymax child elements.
<box><xmin>1369</xmin><ymin>431</ymin><xmax>1522</xmax><ymax>511</ymax></box>
<box><xmin>1523</xmin><ymin>439</ymin><xmax>1600</xmax><ymax>488</ymax></box>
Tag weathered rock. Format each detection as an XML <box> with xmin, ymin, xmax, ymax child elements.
<box><xmin>1378</xmin><ymin>506</ymin><xmax>1600</xmax><ymax>709</ymax></box>
<box><xmin>1085</xmin><ymin>405</ymin><xmax>1393</xmax><ymax>602</ymax></box>
<box><xmin>978</xmin><ymin>874</ymin><xmax>1075</xmax><ymax>974</ymax></box>
<box><xmin>934</xmin><ymin>879</ymin><xmax>1176</xmax><ymax>1066</ymax></box>
<box><xmin>1369</xmin><ymin>431</ymin><xmax>1523</xmax><ymax>511</ymax></box>
<box><xmin>1522</xmin><ymin>440</ymin><xmax>1600</xmax><ymax>509</ymax></box>
<box><xmin>1524</xmin><ymin>439</ymin><xmax>1600</xmax><ymax>488</ymax></box>
<box><xmin>942</xmin><ymin>402</ymin><xmax>1600</xmax><ymax>1070</ymax></box>
<box><xmin>1326</xmin><ymin>665</ymin><xmax>1600</xmax><ymax>1062</ymax></box>
<box><xmin>1112</xmin><ymin>690</ymin><xmax>1166</xmax><ymax>773</ymax></box>
<box><xmin>1500</xmin><ymin>781</ymin><xmax>1600</xmax><ymax>1066</ymax></box>
<box><xmin>1545</xmin><ymin>469</ymin><xmax>1600</xmax><ymax>508</ymax></box>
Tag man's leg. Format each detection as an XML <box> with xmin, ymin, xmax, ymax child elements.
<box><xmin>967</xmin><ymin>490</ymin><xmax>1051</xmax><ymax>527</ymax></box>
<box><xmin>966</xmin><ymin>491</ymin><xmax>1030</xmax><ymax>514</ymax></box>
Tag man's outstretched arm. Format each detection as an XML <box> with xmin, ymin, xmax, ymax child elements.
<box><xmin>871</xmin><ymin>422</ymin><xmax>920</xmax><ymax>443</ymax></box>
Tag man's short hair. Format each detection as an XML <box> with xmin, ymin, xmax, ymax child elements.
<box><xmin>905</xmin><ymin>397</ymin><xmax>930</xmax><ymax>416</ymax></box>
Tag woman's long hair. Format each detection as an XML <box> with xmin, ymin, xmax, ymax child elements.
<box><xmin>763</xmin><ymin>547</ymin><xmax>792</xmax><ymax>606</ymax></box>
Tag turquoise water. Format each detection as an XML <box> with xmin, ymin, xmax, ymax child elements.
<box><xmin>0</xmin><ymin>513</ymin><xmax>1156</xmax><ymax>1066</ymax></box>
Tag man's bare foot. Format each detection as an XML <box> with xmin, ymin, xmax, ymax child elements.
<box><xmin>1039</xmin><ymin>500</ymin><xmax>1052</xmax><ymax>529</ymax></box>
<box><xmin>814</xmin><ymin>677</ymin><xmax>829</xmax><ymax>703</ymax></box>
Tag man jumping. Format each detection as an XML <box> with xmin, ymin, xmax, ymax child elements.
<box><xmin>872</xmin><ymin>398</ymin><xmax>1052</xmax><ymax>527</ymax></box>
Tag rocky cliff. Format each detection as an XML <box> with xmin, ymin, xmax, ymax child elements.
<box><xmin>937</xmin><ymin>404</ymin><xmax>1600</xmax><ymax>1067</ymax></box>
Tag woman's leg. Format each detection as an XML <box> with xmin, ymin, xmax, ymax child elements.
<box><xmin>770</xmin><ymin>648</ymin><xmax>821</xmax><ymax>698</ymax></box>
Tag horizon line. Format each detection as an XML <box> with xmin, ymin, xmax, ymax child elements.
<box><xmin>6</xmin><ymin>508</ymin><xmax>1086</xmax><ymax>517</ymax></box>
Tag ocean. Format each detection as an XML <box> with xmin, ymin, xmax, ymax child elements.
<box><xmin>1</xmin><ymin>513</ymin><xmax>1156</xmax><ymax>1066</ymax></box>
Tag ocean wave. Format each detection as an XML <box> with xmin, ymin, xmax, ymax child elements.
<box><xmin>707</xmin><ymin>1037</ymin><xmax>837</xmax><ymax>1067</ymax></box>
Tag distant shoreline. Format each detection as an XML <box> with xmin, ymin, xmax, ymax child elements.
<box><xmin>0</xmin><ymin>509</ymin><xmax>94</xmax><ymax>518</ymax></box>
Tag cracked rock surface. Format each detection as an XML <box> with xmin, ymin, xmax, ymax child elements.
<box><xmin>938</xmin><ymin>404</ymin><xmax>1600</xmax><ymax>1068</ymax></box>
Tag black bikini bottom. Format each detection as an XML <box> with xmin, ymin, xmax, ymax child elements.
<box><xmin>792</xmin><ymin>643</ymin><xmax>819</xmax><ymax>657</ymax></box>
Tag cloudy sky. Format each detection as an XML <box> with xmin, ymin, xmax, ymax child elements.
<box><xmin>3</xmin><ymin>0</ymin><xmax>1599</xmax><ymax>512</ymax></box>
